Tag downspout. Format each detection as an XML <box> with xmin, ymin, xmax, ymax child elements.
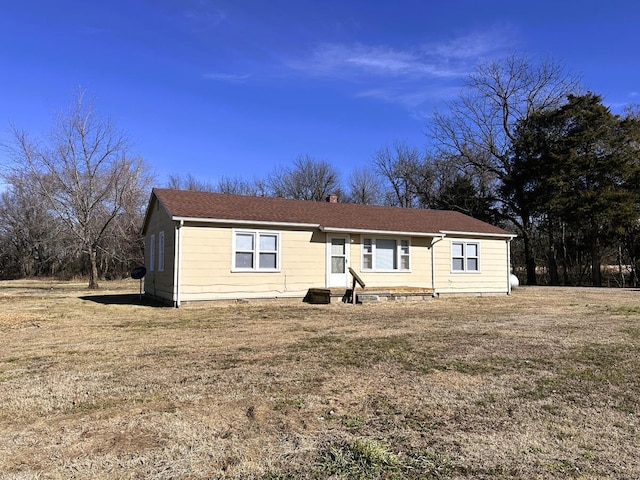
<box><xmin>507</xmin><ymin>238</ymin><xmax>512</xmax><ymax>295</ymax></box>
<box><xmin>430</xmin><ymin>235</ymin><xmax>445</xmax><ymax>296</ymax></box>
<box><xmin>174</xmin><ymin>219</ymin><xmax>184</xmax><ymax>307</ymax></box>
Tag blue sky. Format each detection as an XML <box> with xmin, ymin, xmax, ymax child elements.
<box><xmin>1</xmin><ymin>0</ymin><xmax>638</xmax><ymax>186</ymax></box>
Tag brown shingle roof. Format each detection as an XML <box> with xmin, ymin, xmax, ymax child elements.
<box><xmin>149</xmin><ymin>188</ymin><xmax>513</xmax><ymax>237</ymax></box>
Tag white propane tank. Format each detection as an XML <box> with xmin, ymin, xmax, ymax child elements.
<box><xmin>510</xmin><ymin>274</ymin><xmax>520</xmax><ymax>288</ymax></box>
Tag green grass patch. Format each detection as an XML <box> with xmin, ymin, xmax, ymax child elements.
<box><xmin>622</xmin><ymin>325</ymin><xmax>640</xmax><ymax>340</ymax></box>
<box><xmin>290</xmin><ymin>333</ymin><xmax>438</xmax><ymax>373</ymax></box>
<box><xmin>618</xmin><ymin>305</ymin><xmax>640</xmax><ymax>315</ymax></box>
<box><xmin>316</xmin><ymin>438</ymin><xmax>403</xmax><ymax>479</ymax></box>
<box><xmin>341</xmin><ymin>415</ymin><xmax>366</xmax><ymax>430</ymax></box>
<box><xmin>315</xmin><ymin>439</ymin><xmax>454</xmax><ymax>479</ymax></box>
<box><xmin>515</xmin><ymin>343</ymin><xmax>640</xmax><ymax>413</ymax></box>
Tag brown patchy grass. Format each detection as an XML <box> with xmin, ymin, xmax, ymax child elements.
<box><xmin>0</xmin><ymin>280</ymin><xmax>639</xmax><ymax>479</ymax></box>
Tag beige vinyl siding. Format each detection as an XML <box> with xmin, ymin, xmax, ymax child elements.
<box><xmin>179</xmin><ymin>225</ymin><xmax>326</xmax><ymax>300</ymax></box>
<box><xmin>434</xmin><ymin>237</ymin><xmax>509</xmax><ymax>294</ymax></box>
<box><xmin>143</xmin><ymin>198</ymin><xmax>511</xmax><ymax>302</ymax></box>
<box><xmin>351</xmin><ymin>235</ymin><xmax>433</xmax><ymax>289</ymax></box>
<box><xmin>143</xmin><ymin>199</ymin><xmax>176</xmax><ymax>303</ymax></box>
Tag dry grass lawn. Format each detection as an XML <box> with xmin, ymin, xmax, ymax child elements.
<box><xmin>0</xmin><ymin>280</ymin><xmax>639</xmax><ymax>479</ymax></box>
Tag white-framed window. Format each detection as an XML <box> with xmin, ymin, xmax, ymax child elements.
<box><xmin>233</xmin><ymin>230</ymin><xmax>280</xmax><ymax>271</ymax></box>
<box><xmin>149</xmin><ymin>234</ymin><xmax>155</xmax><ymax>272</ymax></box>
<box><xmin>362</xmin><ymin>238</ymin><xmax>373</xmax><ymax>270</ymax></box>
<box><xmin>158</xmin><ymin>231</ymin><xmax>165</xmax><ymax>272</ymax></box>
<box><xmin>451</xmin><ymin>241</ymin><xmax>480</xmax><ymax>272</ymax></box>
<box><xmin>361</xmin><ymin>237</ymin><xmax>410</xmax><ymax>271</ymax></box>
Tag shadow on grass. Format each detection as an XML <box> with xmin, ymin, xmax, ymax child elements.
<box><xmin>80</xmin><ymin>293</ymin><xmax>169</xmax><ymax>307</ymax></box>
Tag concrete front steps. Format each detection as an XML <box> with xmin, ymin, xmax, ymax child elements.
<box><xmin>329</xmin><ymin>287</ymin><xmax>436</xmax><ymax>303</ymax></box>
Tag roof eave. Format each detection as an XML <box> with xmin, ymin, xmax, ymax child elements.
<box><xmin>439</xmin><ymin>229</ymin><xmax>517</xmax><ymax>239</ymax></box>
<box><xmin>320</xmin><ymin>226</ymin><xmax>445</xmax><ymax>238</ymax></box>
<box><xmin>172</xmin><ymin>216</ymin><xmax>321</xmax><ymax>229</ymax></box>
<box><xmin>141</xmin><ymin>190</ymin><xmax>159</xmax><ymax>235</ymax></box>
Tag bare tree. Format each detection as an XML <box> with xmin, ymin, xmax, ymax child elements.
<box><xmin>429</xmin><ymin>53</ymin><xmax>581</xmax><ymax>284</ymax></box>
<box><xmin>624</xmin><ymin>104</ymin><xmax>640</xmax><ymax>119</ymax></box>
<box><xmin>346</xmin><ymin>166</ymin><xmax>385</xmax><ymax>205</ymax></box>
<box><xmin>267</xmin><ymin>155</ymin><xmax>342</xmax><ymax>201</ymax></box>
<box><xmin>6</xmin><ymin>90</ymin><xmax>152</xmax><ymax>289</ymax></box>
<box><xmin>0</xmin><ymin>171</ymin><xmax>68</xmax><ymax>277</ymax></box>
<box><xmin>373</xmin><ymin>142</ymin><xmax>430</xmax><ymax>208</ymax></box>
<box><xmin>431</xmin><ymin>54</ymin><xmax>580</xmax><ymax>177</ymax></box>
<box><xmin>216</xmin><ymin>175</ymin><xmax>264</xmax><ymax>196</ymax></box>
<box><xmin>166</xmin><ymin>173</ymin><xmax>216</xmax><ymax>192</ymax></box>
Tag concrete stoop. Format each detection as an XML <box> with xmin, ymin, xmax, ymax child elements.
<box><xmin>328</xmin><ymin>287</ymin><xmax>435</xmax><ymax>304</ymax></box>
<box><xmin>357</xmin><ymin>291</ymin><xmax>435</xmax><ymax>303</ymax></box>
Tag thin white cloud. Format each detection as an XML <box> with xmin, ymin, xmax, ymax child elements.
<box><xmin>202</xmin><ymin>72</ymin><xmax>252</xmax><ymax>82</ymax></box>
<box><xmin>357</xmin><ymin>84</ymin><xmax>463</xmax><ymax>109</ymax></box>
<box><xmin>356</xmin><ymin>88</ymin><xmax>434</xmax><ymax>107</ymax></box>
<box><xmin>289</xmin><ymin>29</ymin><xmax>512</xmax><ymax>81</ymax></box>
<box><xmin>425</xmin><ymin>29</ymin><xmax>514</xmax><ymax>60</ymax></box>
<box><xmin>295</xmin><ymin>43</ymin><xmax>462</xmax><ymax>79</ymax></box>
<box><xmin>283</xmin><ymin>29</ymin><xmax>513</xmax><ymax>111</ymax></box>
<box><xmin>182</xmin><ymin>5</ymin><xmax>227</xmax><ymax>28</ymax></box>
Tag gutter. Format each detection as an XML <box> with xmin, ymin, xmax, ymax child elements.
<box><xmin>320</xmin><ymin>226</ymin><xmax>443</xmax><ymax>237</ymax></box>
<box><xmin>439</xmin><ymin>230</ymin><xmax>516</xmax><ymax>239</ymax></box>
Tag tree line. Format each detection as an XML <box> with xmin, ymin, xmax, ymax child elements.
<box><xmin>2</xmin><ymin>55</ymin><xmax>639</xmax><ymax>288</ymax></box>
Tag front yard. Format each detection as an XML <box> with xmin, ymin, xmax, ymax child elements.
<box><xmin>0</xmin><ymin>281</ymin><xmax>638</xmax><ymax>478</ymax></box>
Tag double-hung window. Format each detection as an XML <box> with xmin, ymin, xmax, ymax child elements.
<box><xmin>451</xmin><ymin>241</ymin><xmax>480</xmax><ymax>272</ymax></box>
<box><xmin>233</xmin><ymin>230</ymin><xmax>280</xmax><ymax>271</ymax></box>
<box><xmin>361</xmin><ymin>238</ymin><xmax>410</xmax><ymax>271</ymax></box>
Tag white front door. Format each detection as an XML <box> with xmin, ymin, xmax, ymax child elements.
<box><xmin>327</xmin><ymin>235</ymin><xmax>350</xmax><ymax>287</ymax></box>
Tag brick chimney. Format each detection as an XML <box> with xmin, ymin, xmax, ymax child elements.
<box><xmin>326</xmin><ymin>194</ymin><xmax>338</xmax><ymax>203</ymax></box>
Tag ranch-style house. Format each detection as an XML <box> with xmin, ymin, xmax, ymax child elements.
<box><xmin>142</xmin><ymin>188</ymin><xmax>516</xmax><ymax>306</ymax></box>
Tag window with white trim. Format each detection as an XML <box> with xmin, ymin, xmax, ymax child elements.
<box><xmin>158</xmin><ymin>231</ymin><xmax>165</xmax><ymax>272</ymax></box>
<box><xmin>149</xmin><ymin>234</ymin><xmax>155</xmax><ymax>272</ymax></box>
<box><xmin>361</xmin><ymin>238</ymin><xmax>410</xmax><ymax>271</ymax></box>
<box><xmin>233</xmin><ymin>230</ymin><xmax>280</xmax><ymax>271</ymax></box>
<box><xmin>451</xmin><ymin>241</ymin><xmax>480</xmax><ymax>272</ymax></box>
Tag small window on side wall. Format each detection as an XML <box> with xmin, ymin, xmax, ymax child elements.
<box><xmin>158</xmin><ymin>231</ymin><xmax>165</xmax><ymax>272</ymax></box>
<box><xmin>149</xmin><ymin>234</ymin><xmax>155</xmax><ymax>272</ymax></box>
<box><xmin>451</xmin><ymin>241</ymin><xmax>480</xmax><ymax>272</ymax></box>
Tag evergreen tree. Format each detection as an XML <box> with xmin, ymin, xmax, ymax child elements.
<box><xmin>509</xmin><ymin>93</ymin><xmax>640</xmax><ymax>286</ymax></box>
